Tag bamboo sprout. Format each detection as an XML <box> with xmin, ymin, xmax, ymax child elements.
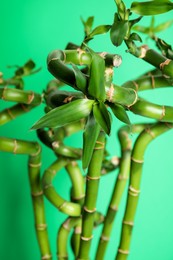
<box><xmin>116</xmin><ymin>122</ymin><xmax>173</xmax><ymax>260</ymax></box>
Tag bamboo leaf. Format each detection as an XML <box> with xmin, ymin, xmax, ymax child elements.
<box><xmin>93</xmin><ymin>102</ymin><xmax>111</xmax><ymax>135</ymax></box>
<box><xmin>129</xmin><ymin>33</ymin><xmax>142</xmax><ymax>42</ymax></box>
<box><xmin>71</xmin><ymin>63</ymin><xmax>87</xmax><ymax>94</ymax></box>
<box><xmin>87</xmin><ymin>47</ymin><xmax>106</xmax><ymax>101</ymax></box>
<box><xmin>131</xmin><ymin>1</ymin><xmax>173</xmax><ymax>16</ymax></box>
<box><xmin>154</xmin><ymin>20</ymin><xmax>173</xmax><ymax>32</ymax></box>
<box><xmin>109</xmin><ymin>103</ymin><xmax>131</xmax><ymax>125</ymax></box>
<box><xmin>81</xmin><ymin>16</ymin><xmax>94</xmax><ymax>36</ymax></box>
<box><xmin>82</xmin><ymin>113</ymin><xmax>101</xmax><ymax>169</ymax></box>
<box><xmin>89</xmin><ymin>25</ymin><xmax>111</xmax><ymax>38</ymax></box>
<box><xmin>31</xmin><ymin>99</ymin><xmax>94</xmax><ymax>130</ymax></box>
<box><xmin>110</xmin><ymin>19</ymin><xmax>129</xmax><ymax>47</ymax></box>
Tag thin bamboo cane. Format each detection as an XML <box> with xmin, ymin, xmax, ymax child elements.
<box><xmin>0</xmin><ymin>104</ymin><xmax>36</xmax><ymax>125</ymax></box>
<box><xmin>0</xmin><ymin>137</ymin><xmax>52</xmax><ymax>260</ymax></box>
<box><xmin>42</xmin><ymin>158</ymin><xmax>81</xmax><ymax>216</ymax></box>
<box><xmin>95</xmin><ymin>124</ymin><xmax>148</xmax><ymax>260</ymax></box>
<box><xmin>57</xmin><ymin>217</ymin><xmax>82</xmax><ymax>259</ymax></box>
<box><xmin>77</xmin><ymin>130</ymin><xmax>106</xmax><ymax>260</ymax></box>
<box><xmin>116</xmin><ymin>122</ymin><xmax>173</xmax><ymax>260</ymax></box>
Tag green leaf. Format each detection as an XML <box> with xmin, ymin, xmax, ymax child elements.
<box><xmin>89</xmin><ymin>25</ymin><xmax>111</xmax><ymax>38</ymax></box>
<box><xmin>82</xmin><ymin>113</ymin><xmax>101</xmax><ymax>169</ymax></box>
<box><xmin>31</xmin><ymin>99</ymin><xmax>94</xmax><ymax>130</ymax></box>
<box><xmin>81</xmin><ymin>16</ymin><xmax>94</xmax><ymax>36</ymax></box>
<box><xmin>109</xmin><ymin>103</ymin><xmax>131</xmax><ymax>125</ymax></box>
<box><xmin>87</xmin><ymin>47</ymin><xmax>106</xmax><ymax>101</ymax></box>
<box><xmin>110</xmin><ymin>19</ymin><xmax>129</xmax><ymax>46</ymax></box>
<box><xmin>131</xmin><ymin>1</ymin><xmax>173</xmax><ymax>16</ymax></box>
<box><xmin>154</xmin><ymin>20</ymin><xmax>173</xmax><ymax>33</ymax></box>
<box><xmin>129</xmin><ymin>32</ymin><xmax>142</xmax><ymax>42</ymax></box>
<box><xmin>71</xmin><ymin>63</ymin><xmax>87</xmax><ymax>94</ymax></box>
<box><xmin>93</xmin><ymin>102</ymin><xmax>111</xmax><ymax>135</ymax></box>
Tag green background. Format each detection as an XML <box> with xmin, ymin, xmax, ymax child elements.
<box><xmin>0</xmin><ymin>0</ymin><xmax>173</xmax><ymax>259</ymax></box>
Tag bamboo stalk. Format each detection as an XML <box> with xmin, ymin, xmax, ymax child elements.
<box><xmin>95</xmin><ymin>124</ymin><xmax>147</xmax><ymax>259</ymax></box>
<box><xmin>42</xmin><ymin>158</ymin><xmax>81</xmax><ymax>216</ymax></box>
<box><xmin>125</xmin><ymin>41</ymin><xmax>173</xmax><ymax>78</ymax></box>
<box><xmin>57</xmin><ymin>217</ymin><xmax>82</xmax><ymax>259</ymax></box>
<box><xmin>130</xmin><ymin>98</ymin><xmax>173</xmax><ymax>122</ymax></box>
<box><xmin>0</xmin><ymin>137</ymin><xmax>52</xmax><ymax>259</ymax></box>
<box><xmin>0</xmin><ymin>87</ymin><xmax>42</xmax><ymax>105</ymax></box>
<box><xmin>77</xmin><ymin>130</ymin><xmax>106</xmax><ymax>260</ymax></box>
<box><xmin>116</xmin><ymin>122</ymin><xmax>173</xmax><ymax>260</ymax></box>
<box><xmin>122</xmin><ymin>74</ymin><xmax>173</xmax><ymax>91</ymax></box>
<box><xmin>0</xmin><ymin>104</ymin><xmax>36</xmax><ymax>125</ymax></box>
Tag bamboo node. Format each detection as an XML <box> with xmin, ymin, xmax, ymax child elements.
<box><xmin>132</xmin><ymin>81</ymin><xmax>139</xmax><ymax>91</ymax></box>
<box><xmin>13</xmin><ymin>139</ymin><xmax>18</xmax><ymax>154</ymax></box>
<box><xmin>139</xmin><ymin>45</ymin><xmax>149</xmax><ymax>58</ymax></box>
<box><xmin>72</xmin><ymin>193</ymin><xmax>85</xmax><ymax>201</ymax></box>
<box><xmin>31</xmin><ymin>190</ymin><xmax>43</xmax><ymax>197</ymax></box>
<box><xmin>83</xmin><ymin>206</ymin><xmax>96</xmax><ymax>213</ymax></box>
<box><xmin>109</xmin><ymin>204</ymin><xmax>118</xmax><ymax>211</ymax></box>
<box><xmin>123</xmin><ymin>220</ymin><xmax>134</xmax><ymax>226</ymax></box>
<box><xmin>160</xmin><ymin>106</ymin><xmax>166</xmax><ymax>121</ymax></box>
<box><xmin>27</xmin><ymin>91</ymin><xmax>35</xmax><ymax>104</ymax></box>
<box><xmin>145</xmin><ymin>127</ymin><xmax>155</xmax><ymax>139</ymax></box>
<box><xmin>111</xmin><ymin>156</ymin><xmax>120</xmax><ymax>166</ymax></box>
<box><xmin>81</xmin><ymin>235</ymin><xmax>93</xmax><ymax>241</ymax></box>
<box><xmin>29</xmin><ymin>162</ymin><xmax>42</xmax><ymax>168</ymax></box>
<box><xmin>86</xmin><ymin>175</ymin><xmax>100</xmax><ymax>181</ymax></box>
<box><xmin>31</xmin><ymin>145</ymin><xmax>41</xmax><ymax>156</ymax></box>
<box><xmin>160</xmin><ymin>59</ymin><xmax>171</xmax><ymax>70</ymax></box>
<box><xmin>118</xmin><ymin>248</ymin><xmax>130</xmax><ymax>255</ymax></box>
<box><xmin>52</xmin><ymin>141</ymin><xmax>60</xmax><ymax>148</ymax></box>
<box><xmin>36</xmin><ymin>223</ymin><xmax>47</xmax><ymax>231</ymax></box>
<box><xmin>63</xmin><ymin>218</ymin><xmax>71</xmax><ymax>231</ymax></box>
<box><xmin>129</xmin><ymin>185</ymin><xmax>140</xmax><ymax>194</ymax></box>
<box><xmin>118</xmin><ymin>175</ymin><xmax>129</xmax><ymax>180</ymax></box>
<box><xmin>1</xmin><ymin>87</ymin><xmax>7</xmax><ymax>100</ymax></box>
<box><xmin>75</xmin><ymin>226</ymin><xmax>82</xmax><ymax>234</ymax></box>
<box><xmin>105</xmin><ymin>67</ymin><xmax>114</xmax><ymax>77</ymax></box>
<box><xmin>43</xmin><ymin>184</ymin><xmax>53</xmax><ymax>190</ymax></box>
<box><xmin>99</xmin><ymin>52</ymin><xmax>108</xmax><ymax>58</ymax></box>
<box><xmin>107</xmin><ymin>84</ymin><xmax>115</xmax><ymax>102</ymax></box>
<box><xmin>7</xmin><ymin>108</ymin><xmax>15</xmax><ymax>119</ymax></box>
<box><xmin>21</xmin><ymin>104</ymin><xmax>30</xmax><ymax>112</ymax></box>
<box><xmin>59</xmin><ymin>201</ymin><xmax>67</xmax><ymax>210</ymax></box>
<box><xmin>41</xmin><ymin>254</ymin><xmax>52</xmax><ymax>260</ymax></box>
<box><xmin>101</xmin><ymin>235</ymin><xmax>110</xmax><ymax>241</ymax></box>
<box><xmin>77</xmin><ymin>48</ymin><xmax>86</xmax><ymax>65</ymax></box>
<box><xmin>131</xmin><ymin>157</ymin><xmax>144</xmax><ymax>164</ymax></box>
<box><xmin>165</xmin><ymin>122</ymin><xmax>173</xmax><ymax>129</ymax></box>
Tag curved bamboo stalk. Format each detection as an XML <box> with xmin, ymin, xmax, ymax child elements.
<box><xmin>77</xmin><ymin>130</ymin><xmax>106</xmax><ymax>260</ymax></box>
<box><xmin>116</xmin><ymin>122</ymin><xmax>173</xmax><ymax>260</ymax></box>
<box><xmin>0</xmin><ymin>137</ymin><xmax>52</xmax><ymax>260</ymax></box>
<box><xmin>95</xmin><ymin>124</ymin><xmax>148</xmax><ymax>260</ymax></box>
<box><xmin>42</xmin><ymin>158</ymin><xmax>81</xmax><ymax>216</ymax></box>
<box><xmin>130</xmin><ymin>98</ymin><xmax>173</xmax><ymax>122</ymax></box>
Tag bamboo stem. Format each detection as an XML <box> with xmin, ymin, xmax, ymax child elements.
<box><xmin>42</xmin><ymin>158</ymin><xmax>81</xmax><ymax>216</ymax></box>
<box><xmin>95</xmin><ymin>124</ymin><xmax>147</xmax><ymax>260</ymax></box>
<box><xmin>0</xmin><ymin>137</ymin><xmax>52</xmax><ymax>259</ymax></box>
<box><xmin>0</xmin><ymin>87</ymin><xmax>42</xmax><ymax>105</ymax></box>
<box><xmin>116</xmin><ymin>122</ymin><xmax>173</xmax><ymax>260</ymax></box>
<box><xmin>77</xmin><ymin>131</ymin><xmax>106</xmax><ymax>260</ymax></box>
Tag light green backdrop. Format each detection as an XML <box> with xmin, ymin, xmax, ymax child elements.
<box><xmin>0</xmin><ymin>1</ymin><xmax>173</xmax><ymax>259</ymax></box>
